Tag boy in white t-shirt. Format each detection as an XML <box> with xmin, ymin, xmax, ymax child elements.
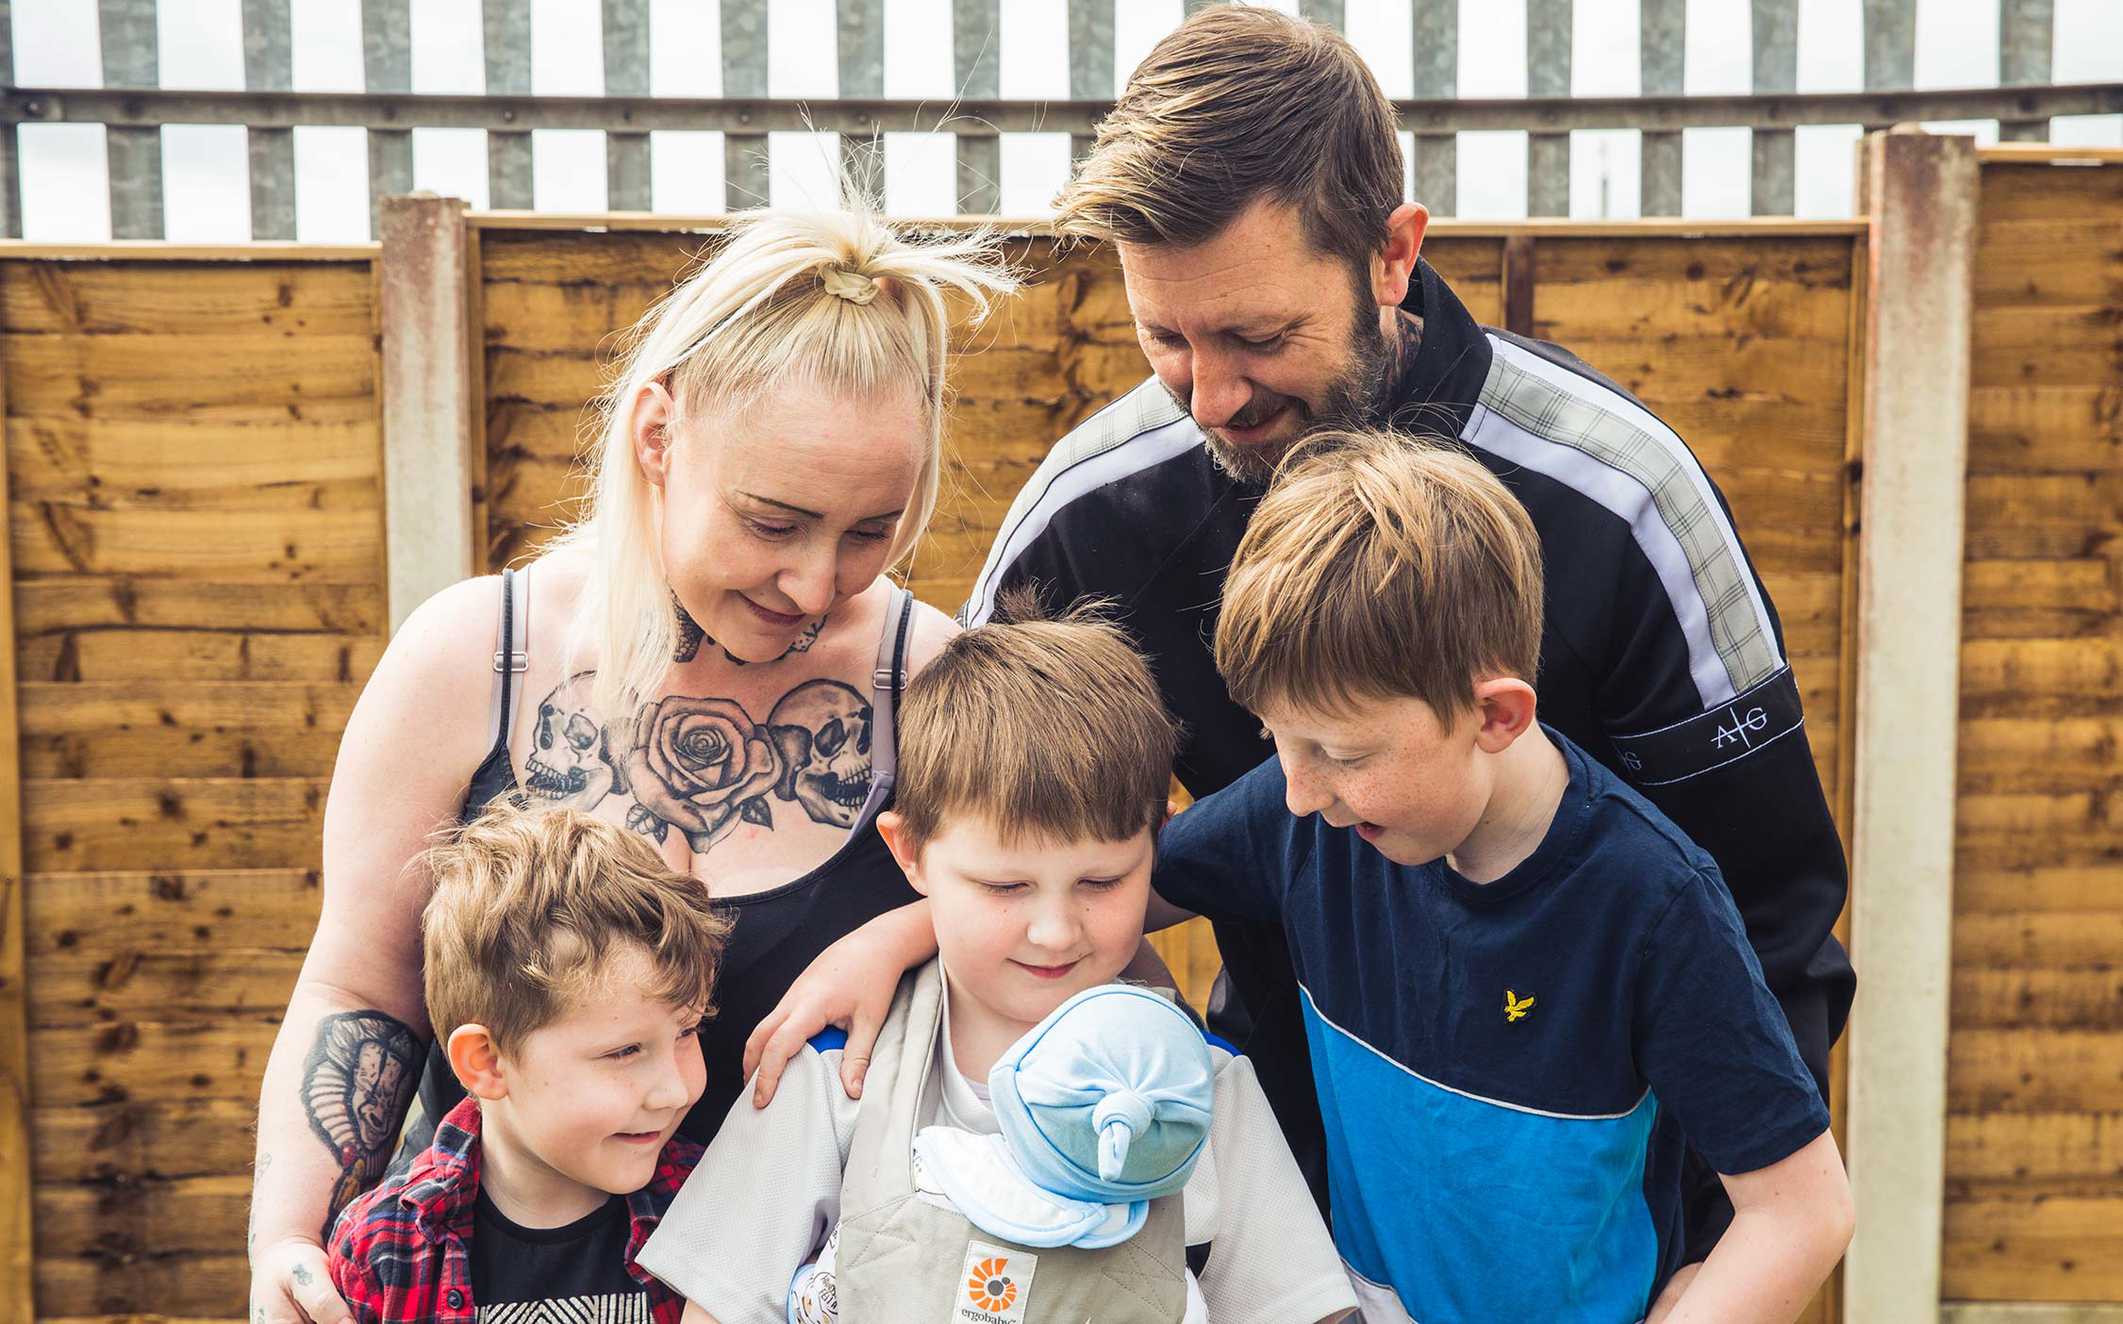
<box><xmin>637</xmin><ymin>598</ymin><xmax>1355</xmax><ymax>1324</ymax></box>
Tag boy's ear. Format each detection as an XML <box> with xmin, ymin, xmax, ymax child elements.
<box><xmin>631</xmin><ymin>378</ymin><xmax>676</xmax><ymax>489</ymax></box>
<box><xmin>875</xmin><ymin>811</ymin><xmax>929</xmax><ymax>895</ymax></box>
<box><xmin>1471</xmin><ymin>677</ymin><xmax>1538</xmax><ymax>753</ymax></box>
<box><xmin>447</xmin><ymin>1024</ymin><xmax>509</xmax><ymax>1101</ymax></box>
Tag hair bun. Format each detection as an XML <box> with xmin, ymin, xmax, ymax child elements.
<box><xmin>818</xmin><ymin>264</ymin><xmax>880</xmax><ymax>305</ymax></box>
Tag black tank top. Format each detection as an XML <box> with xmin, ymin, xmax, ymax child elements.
<box><xmin>402</xmin><ymin>570</ymin><xmax>920</xmax><ymax>1155</ymax></box>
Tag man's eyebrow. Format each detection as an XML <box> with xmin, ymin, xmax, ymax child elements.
<box><xmin>739</xmin><ymin>491</ymin><xmax>905</xmax><ymax>523</ymax></box>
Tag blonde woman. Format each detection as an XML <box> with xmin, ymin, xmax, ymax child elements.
<box><xmin>247</xmin><ymin>210</ymin><xmax>1015</xmax><ymax>1324</ymax></box>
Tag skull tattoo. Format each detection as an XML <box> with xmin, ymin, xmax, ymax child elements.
<box><xmin>769</xmin><ymin>680</ymin><xmax>874</xmax><ymax>828</ymax></box>
<box><xmin>524</xmin><ymin>671</ymin><xmax>621</xmax><ymax>809</ymax></box>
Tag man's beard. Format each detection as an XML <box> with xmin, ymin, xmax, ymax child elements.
<box><xmin>1196</xmin><ymin>290</ymin><xmax>1398</xmax><ymax>488</ymax></box>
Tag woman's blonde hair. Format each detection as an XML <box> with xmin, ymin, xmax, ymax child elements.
<box><xmin>558</xmin><ymin>210</ymin><xmax>1017</xmax><ymax>720</ymax></box>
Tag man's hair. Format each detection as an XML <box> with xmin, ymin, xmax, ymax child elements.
<box><xmin>1216</xmin><ymin>429</ymin><xmax>1545</xmax><ymax>721</ymax></box>
<box><xmin>894</xmin><ymin>590</ymin><xmax>1178</xmax><ymax>852</ymax></box>
<box><xmin>422</xmin><ymin>805</ymin><xmax>732</xmax><ymax>1054</ymax></box>
<box><xmin>1054</xmin><ymin>5</ymin><xmax>1404</xmax><ymax>273</ymax></box>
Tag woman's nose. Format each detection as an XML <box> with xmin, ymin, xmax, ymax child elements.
<box><xmin>779</xmin><ymin>543</ymin><xmax>838</xmax><ymax>615</ymax></box>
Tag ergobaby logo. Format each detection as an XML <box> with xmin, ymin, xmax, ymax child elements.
<box><xmin>954</xmin><ymin>1241</ymin><xmax>1035</xmax><ymax>1324</ymax></box>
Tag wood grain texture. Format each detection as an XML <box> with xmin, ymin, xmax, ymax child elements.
<box><xmin>1945</xmin><ymin>159</ymin><xmax>2123</xmax><ymax>1303</ymax></box>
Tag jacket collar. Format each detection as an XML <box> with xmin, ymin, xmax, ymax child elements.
<box><xmin>1382</xmin><ymin>257</ymin><xmax>1496</xmax><ymax>440</ymax></box>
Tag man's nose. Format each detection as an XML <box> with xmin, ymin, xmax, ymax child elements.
<box><xmin>1189</xmin><ymin>348</ymin><xmax>1251</xmax><ymax>429</ymax></box>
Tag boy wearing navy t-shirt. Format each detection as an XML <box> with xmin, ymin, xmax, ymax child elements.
<box><xmin>1148</xmin><ymin>429</ymin><xmax>1854</xmax><ymax>1323</ymax></box>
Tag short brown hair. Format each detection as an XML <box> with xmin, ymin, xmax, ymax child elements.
<box><xmin>894</xmin><ymin>592</ymin><xmax>1178</xmax><ymax>852</ymax></box>
<box><xmin>1215</xmin><ymin>429</ymin><xmax>1544</xmax><ymax>721</ymax></box>
<box><xmin>1054</xmin><ymin>5</ymin><xmax>1404</xmax><ymax>272</ymax></box>
<box><xmin>422</xmin><ymin>805</ymin><xmax>732</xmax><ymax>1053</ymax></box>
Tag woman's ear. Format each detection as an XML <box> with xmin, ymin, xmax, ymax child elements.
<box><xmin>447</xmin><ymin>1024</ymin><xmax>509</xmax><ymax>1101</ymax></box>
<box><xmin>1471</xmin><ymin>676</ymin><xmax>1538</xmax><ymax>754</ymax></box>
<box><xmin>875</xmin><ymin>811</ymin><xmax>929</xmax><ymax>895</ymax></box>
<box><xmin>632</xmin><ymin>378</ymin><xmax>677</xmax><ymax>489</ymax></box>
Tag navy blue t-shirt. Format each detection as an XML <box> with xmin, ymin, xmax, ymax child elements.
<box><xmin>1153</xmin><ymin>728</ymin><xmax>1828</xmax><ymax>1323</ymax></box>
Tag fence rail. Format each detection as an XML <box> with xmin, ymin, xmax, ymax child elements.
<box><xmin>0</xmin><ymin>1</ymin><xmax>2107</xmax><ymax>240</ymax></box>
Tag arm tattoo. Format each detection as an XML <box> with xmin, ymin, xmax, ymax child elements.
<box><xmin>301</xmin><ymin>1010</ymin><xmax>420</xmax><ymax>1234</ymax></box>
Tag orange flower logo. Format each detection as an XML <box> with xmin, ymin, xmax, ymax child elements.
<box><xmin>966</xmin><ymin>1257</ymin><xmax>1019</xmax><ymax>1312</ymax></box>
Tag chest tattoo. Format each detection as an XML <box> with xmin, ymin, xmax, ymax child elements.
<box><xmin>523</xmin><ymin>670</ymin><xmax>874</xmax><ymax>855</ymax></box>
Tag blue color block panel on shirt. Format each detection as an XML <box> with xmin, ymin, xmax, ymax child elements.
<box><xmin>1302</xmin><ymin>991</ymin><xmax>1659</xmax><ymax>1324</ymax></box>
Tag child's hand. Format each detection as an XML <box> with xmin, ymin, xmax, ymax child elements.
<box><xmin>743</xmin><ymin>901</ymin><xmax>936</xmax><ymax>1106</ymax></box>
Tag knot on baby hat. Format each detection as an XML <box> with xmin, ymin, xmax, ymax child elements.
<box><xmin>987</xmin><ymin>984</ymin><xmax>1215</xmax><ymax>1204</ymax></box>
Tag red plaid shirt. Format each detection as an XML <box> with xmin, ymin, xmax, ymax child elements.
<box><xmin>329</xmin><ymin>1096</ymin><xmax>701</xmax><ymax>1324</ymax></box>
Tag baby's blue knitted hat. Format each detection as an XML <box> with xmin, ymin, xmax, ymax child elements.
<box><xmin>986</xmin><ymin>983</ymin><xmax>1216</xmax><ymax>1204</ymax></box>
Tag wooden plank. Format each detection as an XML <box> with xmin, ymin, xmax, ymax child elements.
<box><xmin>34</xmin><ymin>1172</ymin><xmax>249</xmax><ymax>1258</ymax></box>
<box><xmin>241</xmin><ymin>0</ymin><xmax>296</xmax><ymax>241</ymax></box>
<box><xmin>1844</xmin><ymin>130</ymin><xmax>1979</xmax><ymax>1322</ymax></box>
<box><xmin>1412</xmin><ymin>0</ymin><xmax>1456</xmax><ymax>214</ymax></box>
<box><xmin>1525</xmin><ymin>0</ymin><xmax>1570</xmax><ymax>218</ymax></box>
<box><xmin>722</xmin><ymin>0</ymin><xmax>769</xmax><ymax>207</ymax></box>
<box><xmin>379</xmin><ymin>194</ymin><xmax>476</xmax><ymax>633</ymax></box>
<box><xmin>1945</xmin><ymin>1307</ymin><xmax>2123</xmax><ymax>1324</ymax></box>
<box><xmin>15</xmin><ymin>627</ymin><xmax>385</xmax><ymax>685</ymax></box>
<box><xmin>1998</xmin><ymin>0</ymin><xmax>2057</xmax><ymax>142</ymax></box>
<box><xmin>99</xmin><ymin>0</ymin><xmax>164</xmax><ymax>241</ymax></box>
<box><xmin>1955</xmin><ymin>913</ymin><xmax>2123</xmax><ymax>968</ymax></box>
<box><xmin>602</xmin><ymin>0</ymin><xmax>651</xmax><ymax>211</ymax></box>
<box><xmin>0</xmin><ymin>260</ymin><xmax>375</xmax><ymax>337</ymax></box>
<box><xmin>1751</xmin><ymin>0</ymin><xmax>1798</xmax><ymax>216</ymax></box>
<box><xmin>13</xmin><ymin>577</ymin><xmax>383</xmax><ymax>638</ymax></box>
<box><xmin>361</xmin><ymin>0</ymin><xmax>413</xmax><ymax>239</ymax></box>
<box><xmin>23</xmin><ymin>869</ymin><xmax>321</xmax><ymax>952</ymax></box>
<box><xmin>1945</xmin><ymin>1029</ymin><xmax>2123</xmax><ymax>1115</ymax></box>
<box><xmin>1067</xmin><ymin>0</ymin><xmax>1113</xmax><ymax>162</ymax></box>
<box><xmin>3</xmin><ymin>334</ymin><xmax>376</xmax><ymax>424</ymax></box>
<box><xmin>1946</xmin><ymin>1111</ymin><xmax>2123</xmax><ymax>1185</ymax></box>
<box><xmin>31</xmin><ymin>1098</ymin><xmax>261</xmax><ymax>1183</ymax></box>
<box><xmin>34</xmin><ymin>1250</ymin><xmax>247</xmax><ymax>1318</ymax></box>
<box><xmin>953</xmin><ymin>0</ymin><xmax>1000</xmax><ymax>215</ymax></box>
<box><xmin>29</xmin><ymin>1015</ymin><xmax>280</xmax><ymax>1106</ymax></box>
<box><xmin>8</xmin><ymin>505</ymin><xmax>383</xmax><ymax>579</ymax></box>
<box><xmin>1942</xmin><ymin>1192</ymin><xmax>2123</xmax><ymax>1300</ymax></box>
<box><xmin>1639</xmin><ymin>0</ymin><xmax>1684</xmax><ymax>216</ymax></box>
<box><xmin>16</xmin><ymin>681</ymin><xmax>358</xmax><ymax>778</ymax></box>
<box><xmin>20</xmin><ymin>777</ymin><xmax>327</xmax><ymax>873</ymax></box>
<box><xmin>0</xmin><ymin>254</ymin><xmax>35</xmax><ymax>1324</ymax></box>
<box><xmin>1950</xmin><ymin>969</ymin><xmax>2123</xmax><ymax>1030</ymax></box>
<box><xmin>482</xmin><ymin>0</ymin><xmax>533</xmax><ymax>210</ymax></box>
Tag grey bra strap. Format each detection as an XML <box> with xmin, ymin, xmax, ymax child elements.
<box><xmin>484</xmin><ymin>568</ymin><xmax>531</xmax><ymax>756</ymax></box>
<box><xmin>869</xmin><ymin>587</ymin><xmax>913</xmax><ymax>785</ymax></box>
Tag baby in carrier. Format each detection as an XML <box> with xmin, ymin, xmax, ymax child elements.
<box><xmin>638</xmin><ymin>598</ymin><xmax>1355</xmax><ymax>1323</ymax></box>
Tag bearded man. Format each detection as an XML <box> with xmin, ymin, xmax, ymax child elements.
<box><xmin>963</xmin><ymin>2</ymin><xmax>1854</xmax><ymax>1300</ymax></box>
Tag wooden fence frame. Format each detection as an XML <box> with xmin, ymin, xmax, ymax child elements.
<box><xmin>0</xmin><ymin>0</ymin><xmax>2100</xmax><ymax>238</ymax></box>
<box><xmin>3</xmin><ymin>135</ymin><xmax>2122</xmax><ymax>1322</ymax></box>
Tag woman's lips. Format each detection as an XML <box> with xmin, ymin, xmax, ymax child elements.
<box><xmin>743</xmin><ymin>597</ymin><xmax>807</xmax><ymax>628</ymax></box>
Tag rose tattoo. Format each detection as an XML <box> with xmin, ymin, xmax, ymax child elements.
<box><xmin>620</xmin><ymin>695</ymin><xmax>782</xmax><ymax>852</ymax></box>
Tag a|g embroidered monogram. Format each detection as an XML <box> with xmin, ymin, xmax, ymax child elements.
<box><xmin>1504</xmin><ymin>989</ymin><xmax>1536</xmax><ymax>1023</ymax></box>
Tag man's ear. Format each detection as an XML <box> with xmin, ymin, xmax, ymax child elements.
<box><xmin>631</xmin><ymin>378</ymin><xmax>677</xmax><ymax>489</ymax></box>
<box><xmin>875</xmin><ymin>811</ymin><xmax>929</xmax><ymax>896</ymax></box>
<box><xmin>447</xmin><ymin>1024</ymin><xmax>509</xmax><ymax>1101</ymax></box>
<box><xmin>1471</xmin><ymin>676</ymin><xmax>1538</xmax><ymax>754</ymax></box>
<box><xmin>1372</xmin><ymin>202</ymin><xmax>1431</xmax><ymax>310</ymax></box>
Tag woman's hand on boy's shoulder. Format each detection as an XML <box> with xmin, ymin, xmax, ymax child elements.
<box><xmin>252</xmin><ymin>1234</ymin><xmax>352</xmax><ymax>1324</ymax></box>
<box><xmin>743</xmin><ymin>901</ymin><xmax>936</xmax><ymax>1107</ymax></box>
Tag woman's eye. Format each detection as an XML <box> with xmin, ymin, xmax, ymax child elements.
<box><xmin>747</xmin><ymin>519</ymin><xmax>798</xmax><ymax>539</ymax></box>
<box><xmin>847</xmin><ymin>526</ymin><xmax>892</xmax><ymax>544</ymax></box>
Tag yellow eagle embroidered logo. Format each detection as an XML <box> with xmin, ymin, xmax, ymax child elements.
<box><xmin>1505</xmin><ymin>989</ymin><xmax>1536</xmax><ymax>1023</ymax></box>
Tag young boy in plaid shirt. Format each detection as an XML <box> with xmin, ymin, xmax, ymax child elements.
<box><xmin>328</xmin><ymin>806</ymin><xmax>731</xmax><ymax>1324</ymax></box>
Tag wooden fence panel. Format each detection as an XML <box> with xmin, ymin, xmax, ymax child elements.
<box><xmin>1</xmin><ymin>255</ymin><xmax>381</xmax><ymax>1318</ymax></box>
<box><xmin>1943</xmin><ymin>154</ymin><xmax>2123</xmax><ymax>1306</ymax></box>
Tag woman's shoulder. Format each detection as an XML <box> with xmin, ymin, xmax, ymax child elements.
<box><xmin>901</xmin><ymin>594</ymin><xmax>961</xmax><ymax>676</ymax></box>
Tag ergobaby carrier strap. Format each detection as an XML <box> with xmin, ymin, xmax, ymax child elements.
<box><xmin>834</xmin><ymin>963</ymin><xmax>1189</xmax><ymax>1324</ymax></box>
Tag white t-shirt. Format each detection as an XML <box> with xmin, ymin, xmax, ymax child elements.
<box><xmin>637</xmin><ymin>994</ymin><xmax>1355</xmax><ymax>1324</ymax></box>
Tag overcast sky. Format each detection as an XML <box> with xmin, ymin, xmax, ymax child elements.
<box><xmin>10</xmin><ymin>0</ymin><xmax>2121</xmax><ymax>241</ymax></box>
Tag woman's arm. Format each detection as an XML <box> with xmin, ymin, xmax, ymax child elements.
<box><xmin>249</xmin><ymin>578</ymin><xmax>506</xmax><ymax>1324</ymax></box>
<box><xmin>1656</xmin><ymin>1130</ymin><xmax>1855</xmax><ymax>1324</ymax></box>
